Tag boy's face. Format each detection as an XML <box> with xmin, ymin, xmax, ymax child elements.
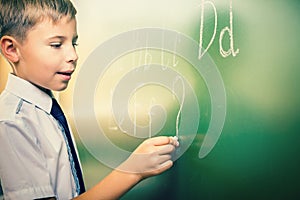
<box><xmin>15</xmin><ymin>17</ymin><xmax>78</xmax><ymax>91</ymax></box>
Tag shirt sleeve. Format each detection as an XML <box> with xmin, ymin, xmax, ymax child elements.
<box><xmin>0</xmin><ymin>121</ymin><xmax>56</xmax><ymax>200</ymax></box>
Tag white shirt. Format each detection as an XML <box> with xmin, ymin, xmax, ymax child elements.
<box><xmin>0</xmin><ymin>74</ymin><xmax>79</xmax><ymax>200</ymax></box>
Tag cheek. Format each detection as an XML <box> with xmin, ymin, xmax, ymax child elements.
<box><xmin>31</xmin><ymin>52</ymin><xmax>59</xmax><ymax>71</ymax></box>
<box><xmin>25</xmin><ymin>58</ymin><xmax>55</xmax><ymax>82</ymax></box>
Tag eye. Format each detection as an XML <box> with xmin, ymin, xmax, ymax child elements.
<box><xmin>73</xmin><ymin>42</ymin><xmax>79</xmax><ymax>47</ymax></box>
<box><xmin>50</xmin><ymin>42</ymin><xmax>62</xmax><ymax>48</ymax></box>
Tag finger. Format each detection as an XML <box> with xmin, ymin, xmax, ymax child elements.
<box><xmin>140</xmin><ymin>160</ymin><xmax>173</xmax><ymax>176</ymax></box>
<box><xmin>158</xmin><ymin>160</ymin><xmax>174</xmax><ymax>172</ymax></box>
<box><xmin>146</xmin><ymin>136</ymin><xmax>172</xmax><ymax>146</ymax></box>
<box><xmin>156</xmin><ymin>144</ymin><xmax>175</xmax><ymax>155</ymax></box>
<box><xmin>157</xmin><ymin>154</ymin><xmax>172</xmax><ymax>164</ymax></box>
<box><xmin>146</xmin><ymin>136</ymin><xmax>179</xmax><ymax>147</ymax></box>
<box><xmin>146</xmin><ymin>159</ymin><xmax>174</xmax><ymax>175</ymax></box>
<box><xmin>169</xmin><ymin>136</ymin><xmax>179</xmax><ymax>147</ymax></box>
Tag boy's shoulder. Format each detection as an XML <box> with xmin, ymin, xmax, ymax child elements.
<box><xmin>0</xmin><ymin>90</ymin><xmax>22</xmax><ymax>122</ymax></box>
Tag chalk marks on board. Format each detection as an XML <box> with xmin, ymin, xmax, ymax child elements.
<box><xmin>199</xmin><ymin>0</ymin><xmax>239</xmax><ymax>59</ymax></box>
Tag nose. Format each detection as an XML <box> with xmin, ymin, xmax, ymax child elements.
<box><xmin>66</xmin><ymin>45</ymin><xmax>78</xmax><ymax>64</ymax></box>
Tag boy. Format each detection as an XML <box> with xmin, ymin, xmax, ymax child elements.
<box><xmin>0</xmin><ymin>0</ymin><xmax>179</xmax><ymax>199</ymax></box>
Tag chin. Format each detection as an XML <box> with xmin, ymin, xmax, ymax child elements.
<box><xmin>54</xmin><ymin>84</ymin><xmax>69</xmax><ymax>92</ymax></box>
<box><xmin>58</xmin><ymin>86</ymin><xmax>68</xmax><ymax>91</ymax></box>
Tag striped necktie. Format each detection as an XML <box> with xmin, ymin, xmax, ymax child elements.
<box><xmin>50</xmin><ymin>98</ymin><xmax>85</xmax><ymax>194</ymax></box>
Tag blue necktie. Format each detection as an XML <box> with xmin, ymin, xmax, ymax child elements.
<box><xmin>51</xmin><ymin>98</ymin><xmax>85</xmax><ymax>194</ymax></box>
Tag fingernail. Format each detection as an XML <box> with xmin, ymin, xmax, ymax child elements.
<box><xmin>173</xmin><ymin>136</ymin><xmax>179</xmax><ymax>146</ymax></box>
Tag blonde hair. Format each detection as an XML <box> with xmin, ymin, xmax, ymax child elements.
<box><xmin>0</xmin><ymin>0</ymin><xmax>77</xmax><ymax>42</ymax></box>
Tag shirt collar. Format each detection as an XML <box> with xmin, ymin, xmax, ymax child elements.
<box><xmin>5</xmin><ymin>74</ymin><xmax>53</xmax><ymax>114</ymax></box>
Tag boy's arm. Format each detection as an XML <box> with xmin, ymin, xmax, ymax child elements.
<box><xmin>74</xmin><ymin>136</ymin><xmax>179</xmax><ymax>200</ymax></box>
<box><xmin>76</xmin><ymin>168</ymin><xmax>141</xmax><ymax>200</ymax></box>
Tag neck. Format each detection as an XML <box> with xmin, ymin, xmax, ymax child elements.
<box><xmin>34</xmin><ymin>83</ymin><xmax>53</xmax><ymax>97</ymax></box>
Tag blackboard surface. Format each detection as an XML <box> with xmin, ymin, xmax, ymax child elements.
<box><xmin>71</xmin><ymin>0</ymin><xmax>300</xmax><ymax>199</ymax></box>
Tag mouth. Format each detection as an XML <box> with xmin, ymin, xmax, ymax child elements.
<box><xmin>57</xmin><ymin>70</ymin><xmax>74</xmax><ymax>80</ymax></box>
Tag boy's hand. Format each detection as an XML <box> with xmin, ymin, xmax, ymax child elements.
<box><xmin>117</xmin><ymin>136</ymin><xmax>179</xmax><ymax>180</ymax></box>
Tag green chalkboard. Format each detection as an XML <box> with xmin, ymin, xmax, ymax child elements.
<box><xmin>70</xmin><ymin>0</ymin><xmax>300</xmax><ymax>199</ymax></box>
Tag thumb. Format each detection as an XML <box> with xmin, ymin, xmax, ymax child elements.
<box><xmin>146</xmin><ymin>136</ymin><xmax>173</xmax><ymax>146</ymax></box>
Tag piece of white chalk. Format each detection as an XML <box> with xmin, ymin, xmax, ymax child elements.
<box><xmin>172</xmin><ymin>136</ymin><xmax>179</xmax><ymax>147</ymax></box>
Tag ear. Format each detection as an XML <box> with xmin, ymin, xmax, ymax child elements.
<box><xmin>0</xmin><ymin>36</ymin><xmax>20</xmax><ymax>63</ymax></box>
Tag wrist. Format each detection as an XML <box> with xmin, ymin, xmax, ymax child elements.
<box><xmin>116</xmin><ymin>168</ymin><xmax>144</xmax><ymax>184</ymax></box>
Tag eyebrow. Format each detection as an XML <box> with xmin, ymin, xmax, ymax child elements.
<box><xmin>47</xmin><ymin>35</ymin><xmax>78</xmax><ymax>41</ymax></box>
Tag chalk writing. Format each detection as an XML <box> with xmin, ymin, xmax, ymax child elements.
<box><xmin>198</xmin><ymin>0</ymin><xmax>239</xmax><ymax>59</ymax></box>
